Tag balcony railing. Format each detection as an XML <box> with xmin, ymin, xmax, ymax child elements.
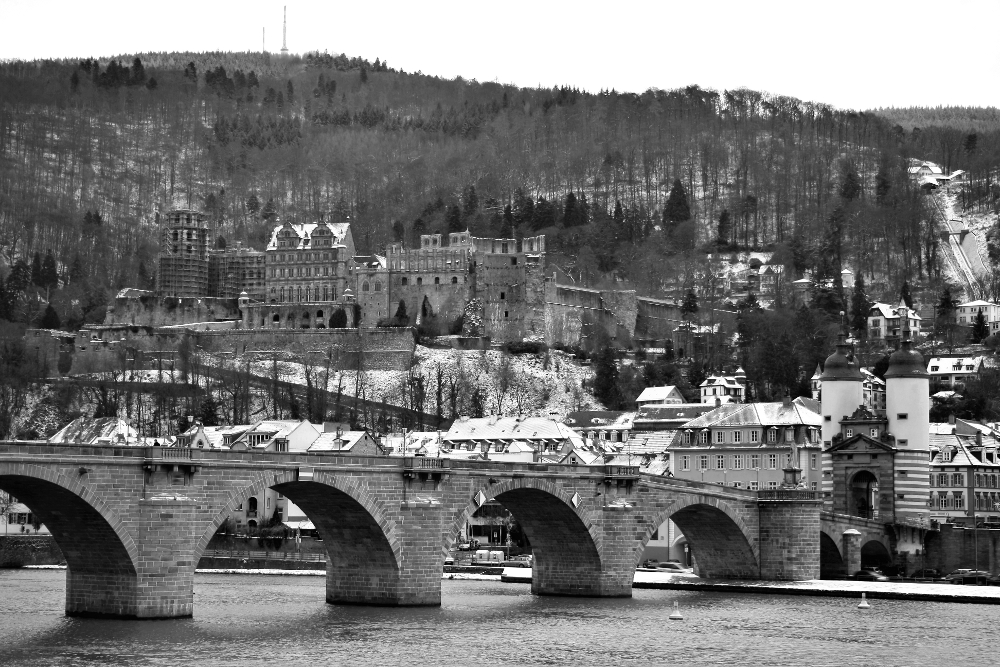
<box><xmin>757</xmin><ymin>489</ymin><xmax>818</xmax><ymax>501</ymax></box>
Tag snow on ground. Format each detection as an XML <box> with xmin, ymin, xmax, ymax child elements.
<box><xmin>266</xmin><ymin>346</ymin><xmax>601</xmax><ymax>420</ymax></box>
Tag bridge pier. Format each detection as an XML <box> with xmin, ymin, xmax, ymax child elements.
<box><xmin>68</xmin><ymin>497</ymin><xmax>198</xmax><ymax>619</ymax></box>
<box><xmin>757</xmin><ymin>496</ymin><xmax>822</xmax><ymax>581</ymax></box>
<box><xmin>325</xmin><ymin>502</ymin><xmax>444</xmax><ymax>606</ymax></box>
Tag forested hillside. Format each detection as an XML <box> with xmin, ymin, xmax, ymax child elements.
<box><xmin>2</xmin><ymin>51</ymin><xmax>1000</xmax><ymax>320</ymax></box>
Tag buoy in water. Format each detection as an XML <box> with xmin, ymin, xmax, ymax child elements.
<box><xmin>669</xmin><ymin>600</ymin><xmax>684</xmax><ymax>620</ymax></box>
<box><xmin>858</xmin><ymin>592</ymin><xmax>870</xmax><ymax>609</ymax></box>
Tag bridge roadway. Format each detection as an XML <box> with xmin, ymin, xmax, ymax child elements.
<box><xmin>0</xmin><ymin>443</ymin><xmax>828</xmax><ymax>619</ymax></box>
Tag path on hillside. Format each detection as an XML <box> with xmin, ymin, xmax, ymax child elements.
<box><xmin>932</xmin><ymin>192</ymin><xmax>984</xmax><ymax>300</ymax></box>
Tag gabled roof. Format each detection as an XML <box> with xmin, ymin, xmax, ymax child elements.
<box><xmin>635</xmin><ymin>386</ymin><xmax>683</xmax><ymax>403</ymax></box>
<box><xmin>957</xmin><ymin>300</ymin><xmax>997</xmax><ymax>309</ymax></box>
<box><xmin>869</xmin><ymin>302</ymin><xmax>921</xmax><ymax>320</ymax></box>
<box><xmin>634</xmin><ymin>404</ymin><xmax>716</xmax><ymax>424</ymax></box>
<box><xmin>624</xmin><ymin>431</ymin><xmax>679</xmax><ymax>452</ymax></box>
<box><xmin>827</xmin><ymin>433</ymin><xmax>896</xmax><ymax>454</ymax></box>
<box><xmin>926</xmin><ymin>357</ymin><xmax>982</xmax><ymax>375</ymax></box>
<box><xmin>48</xmin><ymin>417</ymin><xmax>138</xmax><ymax>445</ymax></box>
<box><xmin>308</xmin><ymin>431</ymin><xmax>370</xmax><ymax>452</ymax></box>
<box><xmin>699</xmin><ymin>375</ymin><xmax>743</xmax><ymax>389</ymax></box>
<box><xmin>564</xmin><ymin>411</ymin><xmax>635</xmax><ymax>429</ymax></box>
<box><xmin>445</xmin><ymin>417</ymin><xmax>581</xmax><ymax>445</ymax></box>
<box><xmin>266</xmin><ymin>221</ymin><xmax>351</xmax><ymax>251</ymax></box>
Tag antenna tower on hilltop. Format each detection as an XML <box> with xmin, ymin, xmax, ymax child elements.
<box><xmin>280</xmin><ymin>6</ymin><xmax>289</xmax><ymax>57</ymax></box>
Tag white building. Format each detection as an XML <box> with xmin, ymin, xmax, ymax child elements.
<box><xmin>635</xmin><ymin>386</ymin><xmax>685</xmax><ymax>408</ymax></box>
<box><xmin>867</xmin><ymin>302</ymin><xmax>922</xmax><ymax>341</ymax></box>
<box><xmin>956</xmin><ymin>300</ymin><xmax>1000</xmax><ymax>333</ymax></box>
<box><xmin>698</xmin><ymin>370</ymin><xmax>746</xmax><ymax>404</ymax></box>
<box><xmin>926</xmin><ymin>356</ymin><xmax>983</xmax><ymax>389</ymax></box>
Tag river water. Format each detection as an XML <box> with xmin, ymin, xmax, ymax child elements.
<box><xmin>0</xmin><ymin>569</ymin><xmax>990</xmax><ymax>666</ymax></box>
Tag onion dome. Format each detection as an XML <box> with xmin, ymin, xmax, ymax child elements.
<box><xmin>820</xmin><ymin>336</ymin><xmax>862</xmax><ymax>381</ymax></box>
<box><xmin>884</xmin><ymin>339</ymin><xmax>928</xmax><ymax>379</ymax></box>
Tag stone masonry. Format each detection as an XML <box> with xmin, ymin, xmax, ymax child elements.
<box><xmin>0</xmin><ymin>443</ymin><xmax>825</xmax><ymax>619</ymax></box>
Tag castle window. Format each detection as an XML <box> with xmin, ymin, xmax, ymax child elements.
<box><xmin>451</xmin><ymin>276</ymin><xmax>458</xmax><ymax>284</ymax></box>
<box><xmin>374</xmin><ymin>281</ymin><xmax>382</xmax><ymax>292</ymax></box>
<box><xmin>324</xmin><ymin>267</ymin><xmax>329</xmax><ymax>276</ymax></box>
<box><xmin>846</xmin><ymin>429</ymin><xmax>853</xmax><ymax>438</ymax></box>
<box><xmin>511</xmin><ymin>257</ymin><xmax>517</xmax><ymax>266</ymax></box>
<box><xmin>435</xmin><ymin>277</ymin><xmax>440</xmax><ymax>285</ymax></box>
<box><xmin>417</xmin><ymin>277</ymin><xmax>423</xmax><ymax>285</ymax></box>
<box><xmin>362</xmin><ymin>282</ymin><xmax>370</xmax><ymax>292</ymax></box>
<box><xmin>500</xmin><ymin>292</ymin><xmax>506</xmax><ymax>300</ymax></box>
<box><xmin>401</xmin><ymin>278</ymin><xmax>408</xmax><ymax>286</ymax></box>
<box><xmin>897</xmin><ymin>413</ymin><xmax>908</xmax><ymax>420</ymax></box>
<box><xmin>870</xmin><ymin>428</ymin><xmax>878</xmax><ymax>437</ymax></box>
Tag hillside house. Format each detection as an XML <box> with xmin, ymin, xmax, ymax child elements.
<box><xmin>867</xmin><ymin>302</ymin><xmax>922</xmax><ymax>341</ymax></box>
<box><xmin>927</xmin><ymin>356</ymin><xmax>983</xmax><ymax>389</ymax></box>
<box><xmin>635</xmin><ymin>386</ymin><xmax>685</xmax><ymax>408</ymax></box>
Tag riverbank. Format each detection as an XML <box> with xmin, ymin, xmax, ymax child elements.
<box><xmin>499</xmin><ymin>569</ymin><xmax>1000</xmax><ymax>604</ymax></box>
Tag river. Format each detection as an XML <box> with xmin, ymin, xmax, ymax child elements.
<box><xmin>0</xmin><ymin>569</ymin><xmax>990</xmax><ymax>666</ymax></box>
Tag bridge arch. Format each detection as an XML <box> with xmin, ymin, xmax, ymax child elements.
<box><xmin>640</xmin><ymin>494</ymin><xmax>759</xmax><ymax>579</ymax></box>
<box><xmin>820</xmin><ymin>529</ymin><xmax>845</xmax><ymax>578</ymax></box>
<box><xmin>197</xmin><ymin>469</ymin><xmax>401</xmax><ymax>566</ymax></box>
<box><xmin>0</xmin><ymin>462</ymin><xmax>138</xmax><ymax>616</ymax></box>
<box><xmin>450</xmin><ymin>477</ymin><xmax>606</xmax><ymax>596</ymax></box>
<box><xmin>861</xmin><ymin>538</ymin><xmax>892</xmax><ymax>570</ymax></box>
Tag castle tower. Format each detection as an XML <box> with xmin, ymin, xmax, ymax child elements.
<box><xmin>820</xmin><ymin>334</ymin><xmax>864</xmax><ymax>507</ymax></box>
<box><xmin>156</xmin><ymin>207</ymin><xmax>212</xmax><ymax>298</ymax></box>
<box><xmin>280</xmin><ymin>6</ymin><xmax>289</xmax><ymax>57</ymax></box>
<box><xmin>884</xmin><ymin>311</ymin><xmax>930</xmax><ymax>521</ymax></box>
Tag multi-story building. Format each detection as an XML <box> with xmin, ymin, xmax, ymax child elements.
<box><xmin>670</xmin><ymin>397</ymin><xmax>824</xmax><ymax>491</ymax></box>
<box><xmin>698</xmin><ymin>370</ymin><xmax>746</xmax><ymax>404</ymax></box>
<box><xmin>264</xmin><ymin>219</ymin><xmax>355</xmax><ymax>304</ymax></box>
<box><xmin>926</xmin><ymin>355</ymin><xmax>983</xmax><ymax>389</ymax></box>
<box><xmin>867</xmin><ymin>302</ymin><xmax>922</xmax><ymax>341</ymax></box>
<box><xmin>956</xmin><ymin>300</ymin><xmax>1000</xmax><ymax>332</ymax></box>
<box><xmin>208</xmin><ymin>243</ymin><xmax>266</xmax><ymax>300</ymax></box>
<box><xmin>928</xmin><ymin>418</ymin><xmax>1000</xmax><ymax>525</ymax></box>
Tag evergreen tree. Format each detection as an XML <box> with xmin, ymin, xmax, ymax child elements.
<box><xmin>330</xmin><ymin>308</ymin><xmax>348</xmax><ymax>328</ymax></box>
<box><xmin>199</xmin><ymin>394</ymin><xmax>220</xmax><ymax>427</ymax></box>
<box><xmin>68</xmin><ymin>254</ymin><xmax>85</xmax><ymax>286</ymax></box>
<box><xmin>512</xmin><ymin>188</ymin><xmax>534</xmax><ymax>228</ymax></box>
<box><xmin>246</xmin><ymin>193</ymin><xmax>260</xmax><ymax>216</ymax></box>
<box><xmin>391</xmin><ymin>220</ymin><xmax>405</xmax><ymax>242</ymax></box>
<box><xmin>30</xmin><ymin>252</ymin><xmax>42</xmax><ymax>287</ymax></box>
<box><xmin>680</xmin><ymin>290</ymin><xmax>699</xmax><ymax>319</ymax></box>
<box><xmin>717</xmin><ymin>209</ymin><xmax>731</xmax><ymax>246</ymax></box>
<box><xmin>145</xmin><ymin>76</ymin><xmax>157</xmax><ymax>91</ymax></box>
<box><xmin>532</xmin><ymin>197</ymin><xmax>556</xmax><ymax>230</ymax></box>
<box><xmin>593</xmin><ymin>346</ymin><xmax>623</xmax><ymax>410</ymax></box>
<box><xmin>359</xmin><ymin>68</ymin><xmax>368</xmax><ymax>84</ymax></box>
<box><xmin>463</xmin><ymin>185</ymin><xmax>478</xmax><ymax>218</ymax></box>
<box><xmin>261</xmin><ymin>198</ymin><xmax>277</xmax><ymax>221</ymax></box>
<box><xmin>41</xmin><ymin>250</ymin><xmax>59</xmax><ymax>291</ymax></box>
<box><xmin>130</xmin><ymin>57</ymin><xmax>146</xmax><ymax>86</ymax></box>
<box><xmin>215</xmin><ymin>236</ymin><xmax>227</xmax><ymax>250</ymax></box>
<box><xmin>8</xmin><ymin>259</ymin><xmax>31</xmax><ymax>292</ymax></box>
<box><xmin>39</xmin><ymin>304</ymin><xmax>60</xmax><ymax>329</ymax></box>
<box><xmin>899</xmin><ymin>281</ymin><xmax>914</xmax><ymax>310</ymax></box>
<box><xmin>972</xmin><ymin>309</ymin><xmax>989</xmax><ymax>343</ymax></box>
<box><xmin>446</xmin><ymin>204</ymin><xmax>462</xmax><ymax>233</ymax></box>
<box><xmin>839</xmin><ymin>162</ymin><xmax>862</xmax><ymax>201</ymax></box>
<box><xmin>70</xmin><ymin>70</ymin><xmax>79</xmax><ymax>92</ymax></box>
<box><xmin>936</xmin><ymin>287</ymin><xmax>958</xmax><ymax>351</ymax></box>
<box><xmin>663</xmin><ymin>179</ymin><xmax>691</xmax><ymax>228</ymax></box>
<box><xmin>394</xmin><ymin>299</ymin><xmax>408</xmax><ymax>322</ymax></box>
<box><xmin>500</xmin><ymin>205</ymin><xmax>514</xmax><ymax>237</ymax></box>
<box><xmin>286</xmin><ymin>79</ymin><xmax>294</xmax><ymax>100</ymax></box>
<box><xmin>850</xmin><ymin>274</ymin><xmax>872</xmax><ymax>339</ymax></box>
<box><xmin>563</xmin><ymin>192</ymin><xmax>579</xmax><ymax>227</ymax></box>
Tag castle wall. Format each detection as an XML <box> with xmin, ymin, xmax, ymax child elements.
<box><xmin>105</xmin><ymin>295</ymin><xmax>241</xmax><ymax>327</ymax></box>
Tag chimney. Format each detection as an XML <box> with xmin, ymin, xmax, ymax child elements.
<box><xmin>948</xmin><ymin>413</ymin><xmax>956</xmax><ymax>425</ymax></box>
<box><xmin>977</xmin><ymin>431</ymin><xmax>983</xmax><ymax>447</ymax></box>
<box><xmin>783</xmin><ymin>394</ymin><xmax>792</xmax><ymax>408</ymax></box>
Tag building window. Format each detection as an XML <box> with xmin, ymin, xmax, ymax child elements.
<box><xmin>810</xmin><ymin>453</ymin><xmax>817</xmax><ymax>470</ymax></box>
<box><xmin>733</xmin><ymin>431</ymin><xmax>742</xmax><ymax>444</ymax></box>
<box><xmin>846</xmin><ymin>429</ymin><xmax>853</xmax><ymax>438</ymax></box>
<box><xmin>870</xmin><ymin>428</ymin><xmax>878</xmax><ymax>438</ymax></box>
<box><xmin>684</xmin><ymin>432</ymin><xmax>692</xmax><ymax>445</ymax></box>
<box><xmin>699</xmin><ymin>455</ymin><xmax>708</xmax><ymax>471</ymax></box>
<box><xmin>768</xmin><ymin>453</ymin><xmax>777</xmax><ymax>470</ymax></box>
<box><xmin>750</xmin><ymin>454</ymin><xmax>760</xmax><ymax>469</ymax></box>
<box><xmin>732</xmin><ymin>481</ymin><xmax>743</xmax><ymax>489</ymax></box>
<box><xmin>699</xmin><ymin>431</ymin><xmax>709</xmax><ymax>444</ymax></box>
<box><xmin>681</xmin><ymin>455</ymin><xmax>690</xmax><ymax>471</ymax></box>
<box><xmin>810</xmin><ymin>482</ymin><xmax>818</xmax><ymax>491</ymax></box>
<box><xmin>897</xmin><ymin>413</ymin><xmax>908</xmax><ymax>420</ymax></box>
<box><xmin>750</xmin><ymin>430</ymin><xmax>759</xmax><ymax>443</ymax></box>
<box><xmin>716</xmin><ymin>431</ymin><xmax>725</xmax><ymax>444</ymax></box>
<box><xmin>749</xmin><ymin>481</ymin><xmax>759</xmax><ymax>491</ymax></box>
<box><xmin>955</xmin><ymin>493</ymin><xmax>965</xmax><ymax>510</ymax></box>
<box><xmin>767</xmin><ymin>429</ymin><xmax>777</xmax><ymax>444</ymax></box>
<box><xmin>733</xmin><ymin>455</ymin><xmax>744</xmax><ymax>470</ymax></box>
<box><xmin>937</xmin><ymin>473</ymin><xmax>948</xmax><ymax>487</ymax></box>
<box><xmin>767</xmin><ymin>481</ymin><xmax>778</xmax><ymax>490</ymax></box>
<box><xmin>715</xmin><ymin>455</ymin><xmax>725</xmax><ymax>470</ymax></box>
<box><xmin>952</xmin><ymin>473</ymin><xmax>965</xmax><ymax>487</ymax></box>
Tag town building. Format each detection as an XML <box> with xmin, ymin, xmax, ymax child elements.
<box><xmin>699</xmin><ymin>370</ymin><xmax>746</xmax><ymax>404</ymax></box>
<box><xmin>670</xmin><ymin>396</ymin><xmax>824</xmax><ymax>491</ymax></box>
<box><xmin>956</xmin><ymin>300</ymin><xmax>1000</xmax><ymax>332</ymax></box>
<box><xmin>635</xmin><ymin>385</ymin><xmax>685</xmax><ymax>408</ymax></box>
<box><xmin>926</xmin><ymin>355</ymin><xmax>983</xmax><ymax>389</ymax></box>
<box><xmin>631</xmin><ymin>403</ymin><xmax>717</xmax><ymax>432</ymax></box>
<box><xmin>867</xmin><ymin>302</ymin><xmax>922</xmax><ymax>341</ymax></box>
<box><xmin>264</xmin><ymin>219</ymin><xmax>355</xmax><ymax>304</ymax></box>
<box><xmin>443</xmin><ymin>416</ymin><xmax>585</xmax><ymax>461</ymax></box>
<box><xmin>563</xmin><ymin>411</ymin><xmax>634</xmax><ymax>444</ymax></box>
<box><xmin>927</xmin><ymin>419</ymin><xmax>1000</xmax><ymax>525</ymax></box>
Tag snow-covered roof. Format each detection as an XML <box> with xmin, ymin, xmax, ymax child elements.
<box><xmin>445</xmin><ymin>417</ymin><xmax>582</xmax><ymax>445</ymax></box>
<box><xmin>308</xmin><ymin>431</ymin><xmax>370</xmax><ymax>452</ymax></box>
<box><xmin>699</xmin><ymin>375</ymin><xmax>743</xmax><ymax>389</ymax></box>
<box><xmin>869</xmin><ymin>302</ymin><xmax>921</xmax><ymax>320</ymax></box>
<box><xmin>927</xmin><ymin>357</ymin><xmax>983</xmax><ymax>376</ymax></box>
<box><xmin>679</xmin><ymin>398</ymin><xmax>821</xmax><ymax>430</ymax></box>
<box><xmin>48</xmin><ymin>417</ymin><xmax>139</xmax><ymax>445</ymax></box>
<box><xmin>266</xmin><ymin>221</ymin><xmax>351</xmax><ymax>251</ymax></box>
<box><xmin>563</xmin><ymin>411</ymin><xmax>635</xmax><ymax>429</ymax></box>
<box><xmin>635</xmin><ymin>386</ymin><xmax>683</xmax><ymax>404</ymax></box>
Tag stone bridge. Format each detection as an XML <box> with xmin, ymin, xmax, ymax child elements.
<box><xmin>0</xmin><ymin>443</ymin><xmax>822</xmax><ymax>619</ymax></box>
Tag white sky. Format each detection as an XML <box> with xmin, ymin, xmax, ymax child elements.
<box><xmin>1</xmin><ymin>0</ymin><xmax>997</xmax><ymax>110</ymax></box>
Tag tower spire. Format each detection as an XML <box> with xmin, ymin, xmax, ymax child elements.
<box><xmin>280</xmin><ymin>6</ymin><xmax>289</xmax><ymax>56</ymax></box>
